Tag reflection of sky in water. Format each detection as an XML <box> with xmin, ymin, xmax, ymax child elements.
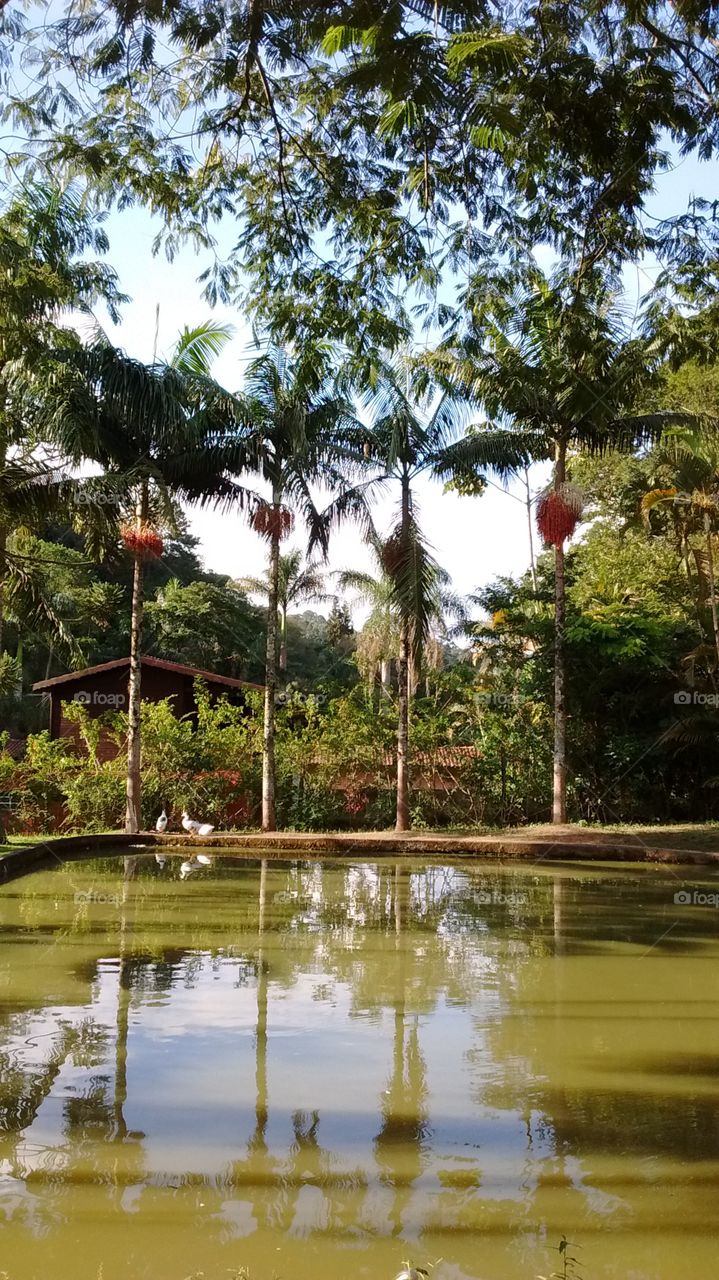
<box><xmin>6</xmin><ymin>957</ymin><xmax>510</xmax><ymax>1188</ymax></box>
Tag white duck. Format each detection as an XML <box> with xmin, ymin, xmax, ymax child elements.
<box><xmin>181</xmin><ymin>810</ymin><xmax>215</xmax><ymax>837</ymax></box>
<box><xmin>156</xmin><ymin>809</ymin><xmax>168</xmax><ymax>833</ymax></box>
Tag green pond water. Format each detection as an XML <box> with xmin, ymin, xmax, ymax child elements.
<box><xmin>0</xmin><ymin>853</ymin><xmax>718</xmax><ymax>1280</ymax></box>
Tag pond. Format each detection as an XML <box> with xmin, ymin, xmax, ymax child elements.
<box><xmin>0</xmin><ymin>853</ymin><xmax>718</xmax><ymax>1280</ymax></box>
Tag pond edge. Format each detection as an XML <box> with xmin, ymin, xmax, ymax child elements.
<box><xmin>1</xmin><ymin>829</ymin><xmax>718</xmax><ymax>884</ymax></box>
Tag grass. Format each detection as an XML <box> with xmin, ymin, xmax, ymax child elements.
<box><xmin>0</xmin><ymin>833</ymin><xmax>51</xmax><ymax>855</ymax></box>
<box><xmin>500</xmin><ymin>821</ymin><xmax>719</xmax><ymax>852</ymax></box>
<box><xmin>0</xmin><ymin>830</ymin><xmax>123</xmax><ymax>857</ymax></box>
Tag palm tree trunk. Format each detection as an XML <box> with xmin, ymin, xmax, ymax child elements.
<box><xmin>380</xmin><ymin>659</ymin><xmax>392</xmax><ymax>698</ymax></box>
<box><xmin>279</xmin><ymin>604</ymin><xmax>287</xmax><ymax>673</ymax></box>
<box><xmin>524</xmin><ymin>467</ymin><xmax>537</xmax><ymax>591</ymax></box>
<box><xmin>703</xmin><ymin>510</ymin><xmax>719</xmax><ymax>671</ymax></box>
<box><xmin>396</xmin><ymin>619</ymin><xmax>410</xmax><ymax>831</ymax></box>
<box><xmin>0</xmin><ymin>526</ymin><xmax>6</xmax><ymax>654</ymax></box>
<box><xmin>13</xmin><ymin>637</ymin><xmax>22</xmax><ymax>698</ymax></box>
<box><xmin>553</xmin><ymin>441</ymin><xmax>568</xmax><ymax>825</ymax></box>
<box><xmin>261</xmin><ymin>494</ymin><xmax>281</xmax><ymax>832</ymax></box>
<box><xmin>396</xmin><ymin>475</ymin><xmax>411</xmax><ymax>833</ymax></box>
<box><xmin>125</xmin><ymin>483</ymin><xmax>147</xmax><ymax>834</ymax></box>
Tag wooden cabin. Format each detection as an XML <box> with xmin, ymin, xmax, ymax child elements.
<box><xmin>33</xmin><ymin>657</ymin><xmax>263</xmax><ymax>761</ymax></box>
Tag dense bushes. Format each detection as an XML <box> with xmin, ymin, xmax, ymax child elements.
<box><xmin>0</xmin><ymin>673</ymin><xmax>552</xmax><ymax>833</ymax></box>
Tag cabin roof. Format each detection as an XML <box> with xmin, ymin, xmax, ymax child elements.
<box><xmin>32</xmin><ymin>655</ymin><xmax>263</xmax><ymax>694</ymax></box>
<box><xmin>309</xmin><ymin>744</ymin><xmax>482</xmax><ymax>769</ymax></box>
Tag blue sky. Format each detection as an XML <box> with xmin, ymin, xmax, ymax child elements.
<box><xmin>88</xmin><ymin>146</ymin><xmax>717</xmax><ymax>621</ymax></box>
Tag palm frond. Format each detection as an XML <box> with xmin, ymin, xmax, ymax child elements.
<box><xmin>432</xmin><ymin>426</ymin><xmax>549</xmax><ymax>482</ymax></box>
<box><xmin>3</xmin><ymin>553</ymin><xmax>84</xmax><ymax>662</ymax></box>
<box><xmin>170</xmin><ymin>321</ymin><xmax>235</xmax><ymax>376</ymax></box>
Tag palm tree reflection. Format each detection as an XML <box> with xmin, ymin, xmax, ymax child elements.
<box><xmin>374</xmin><ymin>865</ymin><xmax>429</xmax><ymax>1237</ymax></box>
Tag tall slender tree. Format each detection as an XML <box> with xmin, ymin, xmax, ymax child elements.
<box><xmin>360</xmin><ymin>359</ymin><xmax>513</xmax><ymax>830</ymax></box>
<box><xmin>41</xmin><ymin>322</ymin><xmax>251</xmax><ymax>832</ymax></box>
<box><xmin>433</xmin><ymin>266</ymin><xmax>692</xmax><ymax>823</ymax></box>
<box><xmin>240</xmin><ymin>346</ymin><xmax>367</xmax><ymax>831</ymax></box>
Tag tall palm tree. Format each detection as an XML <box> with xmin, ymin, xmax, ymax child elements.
<box><xmin>41</xmin><ymin>322</ymin><xmax>251</xmax><ymax>833</ymax></box>
<box><xmin>240</xmin><ymin>345</ymin><xmax>368</xmax><ymax>832</ymax></box>
<box><xmin>238</xmin><ymin>548</ymin><xmax>330</xmax><ymax>672</ymax></box>
<box><xmin>432</xmin><ymin>265</ymin><xmax>692</xmax><ymax>823</ymax></box>
<box><xmin>360</xmin><ymin>360</ymin><xmax>493</xmax><ymax>830</ymax></box>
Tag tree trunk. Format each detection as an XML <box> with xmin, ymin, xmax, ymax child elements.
<box><xmin>553</xmin><ymin>441</ymin><xmax>568</xmax><ymax>825</ymax></box>
<box><xmin>13</xmin><ymin>637</ymin><xmax>22</xmax><ymax>698</ymax></box>
<box><xmin>396</xmin><ymin>619</ymin><xmax>410</xmax><ymax>831</ymax></box>
<box><xmin>395</xmin><ymin>475</ymin><xmax>411</xmax><ymax>832</ymax></box>
<box><xmin>261</xmin><ymin>494</ymin><xmax>281</xmax><ymax>832</ymax></box>
<box><xmin>703</xmin><ymin>510</ymin><xmax>719</xmax><ymax>672</ymax></box>
<box><xmin>380</xmin><ymin>659</ymin><xmax>392</xmax><ymax>697</ymax></box>
<box><xmin>125</xmin><ymin>484</ymin><xmax>147</xmax><ymax>834</ymax></box>
<box><xmin>0</xmin><ymin>526</ymin><xmax>6</xmax><ymax>655</ymax></box>
<box><xmin>279</xmin><ymin>604</ymin><xmax>287</xmax><ymax>672</ymax></box>
<box><xmin>524</xmin><ymin>466</ymin><xmax>538</xmax><ymax>591</ymax></box>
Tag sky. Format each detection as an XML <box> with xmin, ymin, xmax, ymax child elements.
<box><xmin>88</xmin><ymin>146</ymin><xmax>717</xmax><ymax>624</ymax></box>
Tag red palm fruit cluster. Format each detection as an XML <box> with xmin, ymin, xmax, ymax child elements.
<box><xmin>121</xmin><ymin>522</ymin><xmax>164</xmax><ymax>559</ymax></box>
<box><xmin>250</xmin><ymin>502</ymin><xmax>295</xmax><ymax>541</ymax></box>
<box><xmin>536</xmin><ymin>482</ymin><xmax>584</xmax><ymax>548</ymax></box>
<box><xmin>381</xmin><ymin>530</ymin><xmax>405</xmax><ymax>577</ymax></box>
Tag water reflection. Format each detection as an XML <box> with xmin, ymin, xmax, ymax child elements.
<box><xmin>180</xmin><ymin>854</ymin><xmax>213</xmax><ymax>879</ymax></box>
<box><xmin>0</xmin><ymin>857</ymin><xmax>717</xmax><ymax>1280</ymax></box>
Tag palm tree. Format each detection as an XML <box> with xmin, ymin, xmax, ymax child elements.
<box><xmin>432</xmin><ymin>265</ymin><xmax>692</xmax><ymax>824</ymax></box>
<box><xmin>360</xmin><ymin>360</ymin><xmax>493</xmax><ymax>830</ymax></box>
<box><xmin>642</xmin><ymin>429</ymin><xmax>719</xmax><ymax>671</ymax></box>
<box><xmin>41</xmin><ymin>322</ymin><xmax>251</xmax><ymax>833</ymax></box>
<box><xmin>240</xmin><ymin>345</ymin><xmax>368</xmax><ymax>832</ymax></box>
<box><xmin>0</xmin><ymin>181</ymin><xmax>125</xmax><ymax>662</ymax></box>
<box><xmin>337</xmin><ymin>556</ymin><xmax>398</xmax><ymax>699</ymax></box>
<box><xmin>238</xmin><ymin>548</ymin><xmax>331</xmax><ymax>672</ymax></box>
<box><xmin>337</xmin><ymin>533</ymin><xmax>464</xmax><ymax>700</ymax></box>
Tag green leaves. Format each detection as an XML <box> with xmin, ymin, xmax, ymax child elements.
<box><xmin>321</xmin><ymin>25</ymin><xmax>378</xmax><ymax>56</ymax></box>
<box><xmin>445</xmin><ymin>31</ymin><xmax>530</xmax><ymax>75</ymax></box>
